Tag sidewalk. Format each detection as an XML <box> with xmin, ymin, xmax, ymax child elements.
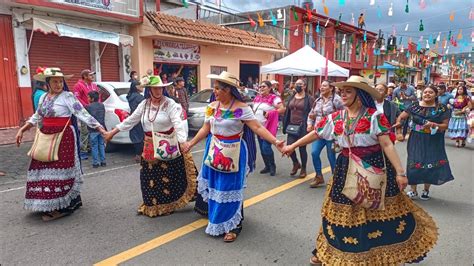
<box><xmin>0</xmin><ymin>127</ymin><xmax>35</xmax><ymax>145</ymax></box>
<box><xmin>0</xmin><ymin>140</ymin><xmax>137</xmax><ymax>187</ymax></box>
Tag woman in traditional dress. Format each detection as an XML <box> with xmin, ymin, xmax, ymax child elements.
<box><xmin>307</xmin><ymin>80</ymin><xmax>343</xmax><ymax>188</ymax></box>
<box><xmin>395</xmin><ymin>85</ymin><xmax>454</xmax><ymax>201</ymax></box>
<box><xmin>282</xmin><ymin>76</ymin><xmax>438</xmax><ymax>265</ymax></box>
<box><xmin>252</xmin><ymin>80</ymin><xmax>285</xmax><ymax>176</ymax></box>
<box><xmin>104</xmin><ymin>76</ymin><xmax>197</xmax><ymax>217</ymax></box>
<box><xmin>282</xmin><ymin>79</ymin><xmax>314</xmax><ymax>178</ymax></box>
<box><xmin>447</xmin><ymin>86</ymin><xmax>471</xmax><ymax>147</ymax></box>
<box><xmin>126</xmin><ymin>81</ymin><xmax>145</xmax><ymax>163</ymax></box>
<box><xmin>15</xmin><ymin>67</ymin><xmax>106</xmax><ymax>221</ymax></box>
<box><xmin>182</xmin><ymin>71</ymin><xmax>283</xmax><ymax>242</ymax></box>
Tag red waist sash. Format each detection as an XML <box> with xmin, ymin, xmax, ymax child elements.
<box><xmin>341</xmin><ymin>144</ymin><xmax>381</xmax><ymax>157</ymax></box>
<box><xmin>42</xmin><ymin>117</ymin><xmax>71</xmax><ymax>127</ymax></box>
<box><xmin>214</xmin><ymin>133</ymin><xmax>241</xmax><ymax>140</ymax></box>
<box><xmin>144</xmin><ymin>127</ymin><xmax>175</xmax><ymax>136</ymax></box>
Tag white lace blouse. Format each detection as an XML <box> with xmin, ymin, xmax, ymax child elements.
<box><xmin>28</xmin><ymin>91</ymin><xmax>101</xmax><ymax>128</ymax></box>
<box><xmin>205</xmin><ymin>103</ymin><xmax>256</xmax><ymax>136</ymax></box>
<box><xmin>116</xmin><ymin>98</ymin><xmax>187</xmax><ymax>143</ymax></box>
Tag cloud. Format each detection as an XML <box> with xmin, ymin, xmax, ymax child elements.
<box><xmin>221</xmin><ymin>0</ymin><xmax>472</xmax><ymax>53</ymax></box>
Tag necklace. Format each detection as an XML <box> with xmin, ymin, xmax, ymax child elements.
<box><xmin>147</xmin><ymin>99</ymin><xmax>162</xmax><ymax>122</ymax></box>
<box><xmin>216</xmin><ymin>99</ymin><xmax>235</xmax><ymax>121</ymax></box>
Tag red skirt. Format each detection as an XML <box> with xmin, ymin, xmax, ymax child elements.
<box><xmin>25</xmin><ymin>117</ymin><xmax>81</xmax><ymax>212</ymax></box>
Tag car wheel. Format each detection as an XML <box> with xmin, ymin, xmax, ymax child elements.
<box><xmin>105</xmin><ymin>142</ymin><xmax>118</xmax><ymax>153</ymax></box>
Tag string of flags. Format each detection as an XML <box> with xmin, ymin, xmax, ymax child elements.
<box><xmin>181</xmin><ymin>0</ymin><xmax>472</xmax><ymax>58</ymax></box>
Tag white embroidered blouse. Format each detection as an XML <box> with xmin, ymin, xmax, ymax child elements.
<box><xmin>28</xmin><ymin>91</ymin><xmax>101</xmax><ymax>128</ymax></box>
<box><xmin>205</xmin><ymin>103</ymin><xmax>256</xmax><ymax>136</ymax></box>
<box><xmin>252</xmin><ymin>94</ymin><xmax>282</xmax><ymax>125</ymax></box>
<box><xmin>315</xmin><ymin>108</ymin><xmax>391</xmax><ymax>148</ymax></box>
<box><xmin>116</xmin><ymin>97</ymin><xmax>187</xmax><ymax>143</ymax></box>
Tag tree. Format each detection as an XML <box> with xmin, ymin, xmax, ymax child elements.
<box><xmin>394</xmin><ymin>67</ymin><xmax>408</xmax><ymax>82</ymax></box>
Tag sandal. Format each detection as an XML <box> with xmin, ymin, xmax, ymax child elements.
<box><xmin>406</xmin><ymin>190</ymin><xmax>418</xmax><ymax>200</ymax></box>
<box><xmin>41</xmin><ymin>210</ymin><xmax>72</xmax><ymax>222</ymax></box>
<box><xmin>223</xmin><ymin>232</ymin><xmax>238</xmax><ymax>243</ymax></box>
<box><xmin>309</xmin><ymin>255</ymin><xmax>322</xmax><ymax>265</ymax></box>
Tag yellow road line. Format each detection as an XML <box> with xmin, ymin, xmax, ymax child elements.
<box><xmin>94</xmin><ymin>167</ymin><xmax>330</xmax><ymax>266</ymax></box>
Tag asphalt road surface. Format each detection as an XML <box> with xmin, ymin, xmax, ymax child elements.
<box><xmin>0</xmin><ymin>139</ymin><xmax>472</xmax><ymax>265</ymax></box>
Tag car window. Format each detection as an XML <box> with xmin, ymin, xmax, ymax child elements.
<box><xmin>97</xmin><ymin>85</ymin><xmax>111</xmax><ymax>102</ymax></box>
<box><xmin>114</xmin><ymin>87</ymin><xmax>130</xmax><ymax>102</ymax></box>
<box><xmin>190</xmin><ymin>90</ymin><xmax>212</xmax><ymax>103</ymax></box>
<box><xmin>244</xmin><ymin>90</ymin><xmax>257</xmax><ymax>101</ymax></box>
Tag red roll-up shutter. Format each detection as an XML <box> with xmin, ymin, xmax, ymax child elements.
<box><xmin>28</xmin><ymin>31</ymin><xmax>90</xmax><ymax>88</ymax></box>
<box><xmin>99</xmin><ymin>42</ymin><xmax>120</xmax><ymax>81</ymax></box>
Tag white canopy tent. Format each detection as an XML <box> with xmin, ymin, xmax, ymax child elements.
<box><xmin>261</xmin><ymin>45</ymin><xmax>349</xmax><ymax>77</ymax></box>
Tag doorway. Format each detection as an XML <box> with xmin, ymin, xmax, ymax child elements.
<box><xmin>240</xmin><ymin>61</ymin><xmax>260</xmax><ymax>89</ymax></box>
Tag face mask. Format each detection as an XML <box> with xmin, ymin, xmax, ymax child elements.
<box><xmin>295</xmin><ymin>85</ymin><xmax>303</xmax><ymax>93</ymax></box>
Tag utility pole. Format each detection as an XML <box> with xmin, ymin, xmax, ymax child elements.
<box><xmin>373</xmin><ymin>29</ymin><xmax>382</xmax><ymax>85</ymax></box>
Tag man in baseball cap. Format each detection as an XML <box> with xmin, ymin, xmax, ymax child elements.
<box><xmin>73</xmin><ymin>69</ymin><xmax>99</xmax><ymax>160</ymax></box>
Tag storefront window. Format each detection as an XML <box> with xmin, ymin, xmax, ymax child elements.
<box><xmin>334</xmin><ymin>31</ymin><xmax>351</xmax><ymax>62</ymax></box>
<box><xmin>316</xmin><ymin>27</ymin><xmax>325</xmax><ymax>55</ymax></box>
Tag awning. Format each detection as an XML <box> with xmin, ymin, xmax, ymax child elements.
<box><xmin>31</xmin><ymin>17</ymin><xmax>133</xmax><ymax>46</ymax></box>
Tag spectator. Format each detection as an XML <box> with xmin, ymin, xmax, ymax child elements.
<box><xmin>129</xmin><ymin>71</ymin><xmax>139</xmax><ymax>83</ymax></box>
<box><xmin>127</xmin><ymin>80</ymin><xmax>145</xmax><ymax>163</ymax></box>
<box><xmin>393</xmin><ymin>78</ymin><xmax>417</xmax><ymax>138</ymax></box>
<box><xmin>386</xmin><ymin>82</ymin><xmax>396</xmax><ymax>101</ymax></box>
<box><xmin>73</xmin><ymin>69</ymin><xmax>99</xmax><ymax>160</ymax></box>
<box><xmin>170</xmin><ymin>65</ymin><xmax>184</xmax><ymax>85</ymax></box>
<box><xmin>270</xmin><ymin>80</ymin><xmax>281</xmax><ymax>96</ymax></box>
<box><xmin>246</xmin><ymin>76</ymin><xmax>253</xmax><ymax>89</ymax></box>
<box><xmin>173</xmin><ymin>77</ymin><xmax>190</xmax><ymax>113</ymax></box>
<box><xmin>415</xmin><ymin>81</ymin><xmax>425</xmax><ymax>100</ymax></box>
<box><xmin>85</xmin><ymin>91</ymin><xmax>106</xmax><ymax>168</ymax></box>
<box><xmin>375</xmin><ymin>83</ymin><xmax>401</xmax><ymax>143</ymax></box>
<box><xmin>437</xmin><ymin>84</ymin><xmax>453</xmax><ymax>106</ymax></box>
<box><xmin>31</xmin><ymin>80</ymin><xmax>47</xmax><ymax>111</ymax></box>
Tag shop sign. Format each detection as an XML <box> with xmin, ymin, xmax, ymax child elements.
<box><xmin>51</xmin><ymin>0</ymin><xmax>139</xmax><ymax>17</ymax></box>
<box><xmin>153</xmin><ymin>40</ymin><xmax>200</xmax><ymax>64</ymax></box>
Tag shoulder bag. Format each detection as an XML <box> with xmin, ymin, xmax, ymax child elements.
<box><xmin>150</xmin><ymin>101</ymin><xmax>182</xmax><ymax>161</ymax></box>
<box><xmin>28</xmin><ymin>118</ymin><xmax>70</xmax><ymax>162</ymax></box>
<box><xmin>341</xmin><ymin>109</ymin><xmax>387</xmax><ymax>210</ymax></box>
<box><xmin>204</xmin><ymin>134</ymin><xmax>241</xmax><ymax>173</ymax></box>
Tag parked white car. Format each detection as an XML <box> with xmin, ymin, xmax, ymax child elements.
<box><xmin>96</xmin><ymin>82</ymin><xmax>133</xmax><ymax>150</ymax></box>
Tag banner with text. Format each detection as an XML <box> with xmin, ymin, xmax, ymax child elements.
<box><xmin>153</xmin><ymin>40</ymin><xmax>200</xmax><ymax>65</ymax></box>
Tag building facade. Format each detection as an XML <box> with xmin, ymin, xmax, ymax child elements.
<box><xmin>130</xmin><ymin>12</ymin><xmax>286</xmax><ymax>92</ymax></box>
<box><xmin>0</xmin><ymin>0</ymin><xmax>139</xmax><ymax>128</ymax></box>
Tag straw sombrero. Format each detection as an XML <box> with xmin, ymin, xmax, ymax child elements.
<box><xmin>206</xmin><ymin>71</ymin><xmax>240</xmax><ymax>88</ymax></box>
<box><xmin>33</xmin><ymin>67</ymin><xmax>73</xmax><ymax>82</ymax></box>
<box><xmin>139</xmin><ymin>75</ymin><xmax>173</xmax><ymax>87</ymax></box>
<box><xmin>332</xmin><ymin>75</ymin><xmax>382</xmax><ymax>100</ymax></box>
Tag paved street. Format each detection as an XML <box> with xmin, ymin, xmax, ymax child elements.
<box><xmin>0</xmin><ymin>137</ymin><xmax>472</xmax><ymax>265</ymax></box>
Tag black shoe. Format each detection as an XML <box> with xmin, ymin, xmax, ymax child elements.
<box><xmin>100</xmin><ymin>162</ymin><xmax>107</xmax><ymax>167</ymax></box>
<box><xmin>92</xmin><ymin>164</ymin><xmax>100</xmax><ymax>168</ymax></box>
<box><xmin>268</xmin><ymin>155</ymin><xmax>276</xmax><ymax>176</ymax></box>
<box><xmin>260</xmin><ymin>155</ymin><xmax>270</xmax><ymax>174</ymax></box>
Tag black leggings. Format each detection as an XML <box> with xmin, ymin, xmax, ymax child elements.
<box><xmin>287</xmin><ymin>134</ymin><xmax>308</xmax><ymax>169</ymax></box>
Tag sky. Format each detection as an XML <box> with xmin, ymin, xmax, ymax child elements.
<box><xmin>218</xmin><ymin>0</ymin><xmax>473</xmax><ymax>54</ymax></box>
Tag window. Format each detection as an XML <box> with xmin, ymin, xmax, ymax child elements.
<box><xmin>210</xmin><ymin>66</ymin><xmax>227</xmax><ymax>87</ymax></box>
<box><xmin>304</xmin><ymin>24</ymin><xmax>313</xmax><ymax>46</ymax></box>
<box><xmin>316</xmin><ymin>27</ymin><xmax>325</xmax><ymax>55</ymax></box>
<box><xmin>97</xmin><ymin>85</ymin><xmax>111</xmax><ymax>102</ymax></box>
<box><xmin>356</xmin><ymin>39</ymin><xmax>363</xmax><ymax>61</ymax></box>
<box><xmin>334</xmin><ymin>31</ymin><xmax>351</xmax><ymax>62</ymax></box>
